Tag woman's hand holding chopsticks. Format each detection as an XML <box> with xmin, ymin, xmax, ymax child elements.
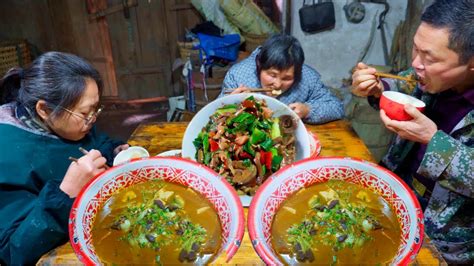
<box><xmin>62</xmin><ymin>149</ymin><xmax>108</xmax><ymax>198</ymax></box>
<box><xmin>224</xmin><ymin>84</ymin><xmax>282</xmax><ymax>96</ymax></box>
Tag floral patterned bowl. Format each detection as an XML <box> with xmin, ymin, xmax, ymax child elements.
<box><xmin>248</xmin><ymin>157</ymin><xmax>424</xmax><ymax>265</ymax></box>
<box><xmin>69</xmin><ymin>157</ymin><xmax>245</xmax><ymax>265</ymax></box>
<box><xmin>308</xmin><ymin>131</ymin><xmax>321</xmax><ymax>158</ymax></box>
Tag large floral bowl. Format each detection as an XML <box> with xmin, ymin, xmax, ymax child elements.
<box><xmin>182</xmin><ymin>93</ymin><xmax>312</xmax><ymax>206</ymax></box>
<box><xmin>248</xmin><ymin>157</ymin><xmax>424</xmax><ymax>265</ymax></box>
<box><xmin>181</xmin><ymin>93</ymin><xmax>311</xmax><ymax>161</ymax></box>
<box><xmin>69</xmin><ymin>157</ymin><xmax>245</xmax><ymax>265</ymax></box>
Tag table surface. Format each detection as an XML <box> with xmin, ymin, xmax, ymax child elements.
<box><xmin>38</xmin><ymin>120</ymin><xmax>446</xmax><ymax>265</ymax></box>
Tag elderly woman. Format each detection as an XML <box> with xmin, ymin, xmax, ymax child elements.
<box><xmin>220</xmin><ymin>33</ymin><xmax>344</xmax><ymax>124</ymax></box>
<box><xmin>0</xmin><ymin>52</ymin><xmax>128</xmax><ymax>264</ymax></box>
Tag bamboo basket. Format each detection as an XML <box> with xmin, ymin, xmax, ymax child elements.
<box><xmin>0</xmin><ymin>40</ymin><xmax>31</xmax><ymax>77</ymax></box>
<box><xmin>177</xmin><ymin>41</ymin><xmax>200</xmax><ymax>61</ymax></box>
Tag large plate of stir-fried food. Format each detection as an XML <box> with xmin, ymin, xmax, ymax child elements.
<box><xmin>182</xmin><ymin>94</ymin><xmax>311</xmax><ymax>205</ymax></box>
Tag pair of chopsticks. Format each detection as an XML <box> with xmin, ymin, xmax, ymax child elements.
<box><xmin>68</xmin><ymin>147</ymin><xmax>110</xmax><ymax>169</ymax></box>
<box><xmin>223</xmin><ymin>88</ymin><xmax>276</xmax><ymax>94</ymax></box>
<box><xmin>375</xmin><ymin>72</ymin><xmax>417</xmax><ymax>83</ymax></box>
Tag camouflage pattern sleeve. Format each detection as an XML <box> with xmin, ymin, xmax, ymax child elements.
<box><xmin>418</xmin><ymin>130</ymin><xmax>474</xmax><ymax>198</ymax></box>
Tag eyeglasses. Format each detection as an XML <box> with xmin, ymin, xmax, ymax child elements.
<box><xmin>59</xmin><ymin>104</ymin><xmax>105</xmax><ymax>126</ymax></box>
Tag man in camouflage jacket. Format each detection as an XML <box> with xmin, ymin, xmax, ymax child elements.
<box><xmin>351</xmin><ymin>0</ymin><xmax>473</xmax><ymax>263</ymax></box>
<box><xmin>378</xmin><ymin>69</ymin><xmax>473</xmax><ymax>264</ymax></box>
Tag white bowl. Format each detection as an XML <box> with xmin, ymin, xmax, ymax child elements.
<box><xmin>156</xmin><ymin>149</ymin><xmax>182</xmax><ymax>157</ymax></box>
<box><xmin>112</xmin><ymin>146</ymin><xmax>150</xmax><ymax>166</ymax></box>
<box><xmin>181</xmin><ymin>93</ymin><xmax>312</xmax><ymax>205</ymax></box>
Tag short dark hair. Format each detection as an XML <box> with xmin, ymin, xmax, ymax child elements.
<box><xmin>0</xmin><ymin>51</ymin><xmax>103</xmax><ymax>119</ymax></box>
<box><xmin>256</xmin><ymin>34</ymin><xmax>305</xmax><ymax>84</ymax></box>
<box><xmin>421</xmin><ymin>0</ymin><xmax>474</xmax><ymax>64</ymax></box>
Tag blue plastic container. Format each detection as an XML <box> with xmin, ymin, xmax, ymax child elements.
<box><xmin>197</xmin><ymin>33</ymin><xmax>240</xmax><ymax>62</ymax></box>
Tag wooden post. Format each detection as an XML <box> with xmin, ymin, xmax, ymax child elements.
<box><xmin>85</xmin><ymin>0</ymin><xmax>119</xmax><ymax>97</ymax></box>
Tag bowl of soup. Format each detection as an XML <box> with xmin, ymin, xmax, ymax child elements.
<box><xmin>182</xmin><ymin>93</ymin><xmax>311</xmax><ymax>206</ymax></box>
<box><xmin>69</xmin><ymin>157</ymin><xmax>245</xmax><ymax>265</ymax></box>
<box><xmin>248</xmin><ymin>157</ymin><xmax>424</xmax><ymax>265</ymax></box>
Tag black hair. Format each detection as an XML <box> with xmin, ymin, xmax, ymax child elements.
<box><xmin>256</xmin><ymin>34</ymin><xmax>305</xmax><ymax>84</ymax></box>
<box><xmin>0</xmin><ymin>51</ymin><xmax>103</xmax><ymax>119</ymax></box>
<box><xmin>421</xmin><ymin>0</ymin><xmax>474</xmax><ymax>64</ymax></box>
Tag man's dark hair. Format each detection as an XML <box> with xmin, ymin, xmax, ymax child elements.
<box><xmin>256</xmin><ymin>34</ymin><xmax>305</xmax><ymax>84</ymax></box>
<box><xmin>422</xmin><ymin>0</ymin><xmax>474</xmax><ymax>64</ymax></box>
<box><xmin>0</xmin><ymin>51</ymin><xmax>103</xmax><ymax>119</ymax></box>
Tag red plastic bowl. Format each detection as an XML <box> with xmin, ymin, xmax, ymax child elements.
<box><xmin>380</xmin><ymin>91</ymin><xmax>426</xmax><ymax>121</ymax></box>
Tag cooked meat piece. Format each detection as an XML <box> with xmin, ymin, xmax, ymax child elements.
<box><xmin>234</xmin><ymin>133</ymin><xmax>249</xmax><ymax>146</ymax></box>
<box><xmin>279</xmin><ymin>115</ymin><xmax>297</xmax><ymax>134</ymax></box>
<box><xmin>232</xmin><ymin>164</ymin><xmax>257</xmax><ymax>185</ymax></box>
<box><xmin>261</xmin><ymin>107</ymin><xmax>273</xmax><ymax>119</ymax></box>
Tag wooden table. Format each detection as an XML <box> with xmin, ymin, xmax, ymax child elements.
<box><xmin>38</xmin><ymin>120</ymin><xmax>446</xmax><ymax>265</ymax></box>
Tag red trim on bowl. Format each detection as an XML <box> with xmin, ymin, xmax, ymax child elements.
<box><xmin>69</xmin><ymin>157</ymin><xmax>245</xmax><ymax>264</ymax></box>
<box><xmin>248</xmin><ymin>156</ymin><xmax>424</xmax><ymax>265</ymax></box>
<box><xmin>308</xmin><ymin>131</ymin><xmax>322</xmax><ymax>158</ymax></box>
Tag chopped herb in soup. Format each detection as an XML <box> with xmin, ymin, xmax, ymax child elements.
<box><xmin>271</xmin><ymin>180</ymin><xmax>401</xmax><ymax>265</ymax></box>
<box><xmin>92</xmin><ymin>180</ymin><xmax>221</xmax><ymax>264</ymax></box>
<box><xmin>193</xmin><ymin>96</ymin><xmax>297</xmax><ymax>196</ymax></box>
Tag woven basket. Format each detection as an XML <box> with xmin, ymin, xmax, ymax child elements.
<box><xmin>0</xmin><ymin>40</ymin><xmax>31</xmax><ymax>77</ymax></box>
<box><xmin>177</xmin><ymin>41</ymin><xmax>200</xmax><ymax>61</ymax></box>
<box><xmin>244</xmin><ymin>33</ymin><xmax>268</xmax><ymax>52</ymax></box>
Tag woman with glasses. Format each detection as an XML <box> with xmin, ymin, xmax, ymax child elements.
<box><xmin>0</xmin><ymin>52</ymin><xmax>129</xmax><ymax>264</ymax></box>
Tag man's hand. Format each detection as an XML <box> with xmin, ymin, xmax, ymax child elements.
<box><xmin>380</xmin><ymin>104</ymin><xmax>437</xmax><ymax>144</ymax></box>
<box><xmin>352</xmin><ymin>62</ymin><xmax>383</xmax><ymax>97</ymax></box>
<box><xmin>289</xmin><ymin>102</ymin><xmax>310</xmax><ymax>119</ymax></box>
<box><xmin>60</xmin><ymin>149</ymin><xmax>107</xmax><ymax>198</ymax></box>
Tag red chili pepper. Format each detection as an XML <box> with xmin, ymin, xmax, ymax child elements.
<box><xmin>260</xmin><ymin>151</ymin><xmax>272</xmax><ymax>170</ymax></box>
<box><xmin>209</xmin><ymin>139</ymin><xmax>219</xmax><ymax>152</ymax></box>
<box><xmin>240</xmin><ymin>151</ymin><xmax>253</xmax><ymax>159</ymax></box>
<box><xmin>242</xmin><ymin>100</ymin><xmax>255</xmax><ymax>108</ymax></box>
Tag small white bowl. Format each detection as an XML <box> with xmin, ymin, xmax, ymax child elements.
<box><xmin>112</xmin><ymin>146</ymin><xmax>150</xmax><ymax>166</ymax></box>
<box><xmin>156</xmin><ymin>149</ymin><xmax>182</xmax><ymax>157</ymax></box>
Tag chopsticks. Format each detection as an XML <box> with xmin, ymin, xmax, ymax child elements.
<box><xmin>375</xmin><ymin>72</ymin><xmax>417</xmax><ymax>83</ymax></box>
<box><xmin>68</xmin><ymin>147</ymin><xmax>110</xmax><ymax>169</ymax></box>
<box><xmin>68</xmin><ymin>156</ymin><xmax>79</xmax><ymax>163</ymax></box>
<box><xmin>223</xmin><ymin>88</ymin><xmax>276</xmax><ymax>94</ymax></box>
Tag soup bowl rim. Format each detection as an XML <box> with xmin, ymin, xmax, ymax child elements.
<box><xmin>248</xmin><ymin>156</ymin><xmax>424</xmax><ymax>265</ymax></box>
<box><xmin>69</xmin><ymin>156</ymin><xmax>245</xmax><ymax>264</ymax></box>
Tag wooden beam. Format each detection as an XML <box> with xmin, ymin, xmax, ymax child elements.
<box><xmin>168</xmin><ymin>3</ymin><xmax>193</xmax><ymax>11</ymax></box>
<box><xmin>88</xmin><ymin>0</ymin><xmax>138</xmax><ymax>21</ymax></box>
<box><xmin>86</xmin><ymin>0</ymin><xmax>119</xmax><ymax>97</ymax></box>
<box><xmin>116</xmin><ymin>66</ymin><xmax>166</xmax><ymax>76</ymax></box>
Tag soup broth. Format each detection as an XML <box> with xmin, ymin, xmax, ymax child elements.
<box><xmin>92</xmin><ymin>180</ymin><xmax>222</xmax><ymax>264</ymax></box>
<box><xmin>271</xmin><ymin>180</ymin><xmax>401</xmax><ymax>265</ymax></box>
